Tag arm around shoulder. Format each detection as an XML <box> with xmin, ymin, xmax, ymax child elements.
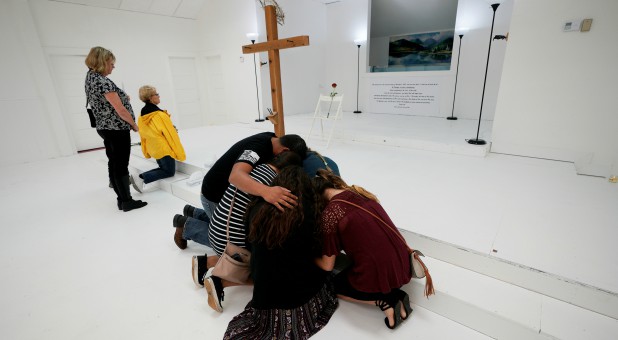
<box><xmin>229</xmin><ymin>162</ymin><xmax>297</xmax><ymax>211</ymax></box>
<box><xmin>229</xmin><ymin>162</ymin><xmax>267</xmax><ymax>196</ymax></box>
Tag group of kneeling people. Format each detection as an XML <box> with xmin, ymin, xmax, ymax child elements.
<box><xmin>171</xmin><ymin>132</ymin><xmax>415</xmax><ymax>339</ymax></box>
<box><xmin>83</xmin><ymin>46</ymin><xmax>415</xmax><ymax>338</ymax></box>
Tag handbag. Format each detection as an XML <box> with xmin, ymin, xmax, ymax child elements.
<box><xmin>86</xmin><ymin>107</ymin><xmax>96</xmax><ymax>128</ymax></box>
<box><xmin>85</xmin><ymin>96</ymin><xmax>95</xmax><ymax>128</ymax></box>
<box><xmin>332</xmin><ymin>199</ymin><xmax>435</xmax><ymax>297</ymax></box>
<box><xmin>211</xmin><ymin>189</ymin><xmax>252</xmax><ymax>284</ymax></box>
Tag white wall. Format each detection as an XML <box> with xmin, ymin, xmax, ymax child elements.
<box><xmin>260</xmin><ymin>0</ymin><xmax>328</xmax><ymax>116</ymax></box>
<box><xmin>324</xmin><ymin>0</ymin><xmax>370</xmax><ymax>113</ymax></box>
<box><xmin>30</xmin><ymin>0</ymin><xmax>201</xmax><ymax>120</ymax></box>
<box><xmin>323</xmin><ymin>0</ymin><xmax>513</xmax><ymax>118</ymax></box>
<box><xmin>0</xmin><ymin>0</ymin><xmax>201</xmax><ymax>166</ymax></box>
<box><xmin>196</xmin><ymin>0</ymin><xmax>327</xmax><ymax>125</ymax></box>
<box><xmin>196</xmin><ymin>0</ymin><xmax>260</xmax><ymax>124</ymax></box>
<box><xmin>452</xmin><ymin>0</ymin><xmax>513</xmax><ymax>121</ymax></box>
<box><xmin>492</xmin><ymin>0</ymin><xmax>618</xmax><ymax>176</ymax></box>
<box><xmin>0</xmin><ymin>0</ymin><xmax>71</xmax><ymax>165</ymax></box>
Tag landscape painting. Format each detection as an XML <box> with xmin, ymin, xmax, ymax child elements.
<box><xmin>388</xmin><ymin>30</ymin><xmax>454</xmax><ymax>69</ymax></box>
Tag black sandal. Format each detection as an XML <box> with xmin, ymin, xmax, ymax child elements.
<box><xmin>375</xmin><ymin>297</ymin><xmax>403</xmax><ymax>329</ymax></box>
<box><xmin>398</xmin><ymin>290</ymin><xmax>413</xmax><ymax>321</ymax></box>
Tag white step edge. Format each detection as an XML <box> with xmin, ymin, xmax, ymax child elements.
<box><xmin>405</xmin><ymin>277</ymin><xmax>557</xmax><ymax>340</ymax></box>
<box><xmin>405</xmin><ymin>254</ymin><xmax>618</xmax><ymax>340</ymax></box>
<box><xmin>403</xmin><ymin>230</ymin><xmax>618</xmax><ymax>320</ymax></box>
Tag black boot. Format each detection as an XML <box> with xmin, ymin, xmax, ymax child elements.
<box><xmin>110</xmin><ymin>177</ymin><xmax>123</xmax><ymax>210</ymax></box>
<box><xmin>122</xmin><ymin>199</ymin><xmax>148</xmax><ymax>212</ymax></box>
<box><xmin>115</xmin><ymin>175</ymin><xmax>147</xmax><ymax>212</ymax></box>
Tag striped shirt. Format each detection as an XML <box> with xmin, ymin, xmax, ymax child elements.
<box><xmin>208</xmin><ymin>164</ymin><xmax>277</xmax><ymax>255</ymax></box>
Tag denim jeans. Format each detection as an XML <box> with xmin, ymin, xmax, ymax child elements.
<box><xmin>183</xmin><ymin>194</ymin><xmax>217</xmax><ymax>247</ymax></box>
<box><xmin>141</xmin><ymin>155</ymin><xmax>176</xmax><ymax>184</ymax></box>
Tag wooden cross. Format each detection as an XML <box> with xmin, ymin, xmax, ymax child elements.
<box><xmin>242</xmin><ymin>5</ymin><xmax>309</xmax><ymax>136</ymax></box>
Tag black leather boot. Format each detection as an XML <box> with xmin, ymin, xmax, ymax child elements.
<box><xmin>116</xmin><ymin>175</ymin><xmax>147</xmax><ymax>212</ymax></box>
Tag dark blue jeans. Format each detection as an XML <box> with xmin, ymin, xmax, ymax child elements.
<box><xmin>141</xmin><ymin>155</ymin><xmax>176</xmax><ymax>184</ymax></box>
<box><xmin>182</xmin><ymin>194</ymin><xmax>217</xmax><ymax>249</ymax></box>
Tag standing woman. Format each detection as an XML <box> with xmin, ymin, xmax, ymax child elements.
<box><xmin>313</xmin><ymin>169</ymin><xmax>418</xmax><ymax>330</ymax></box>
<box><xmin>85</xmin><ymin>46</ymin><xmax>147</xmax><ymax>212</ymax></box>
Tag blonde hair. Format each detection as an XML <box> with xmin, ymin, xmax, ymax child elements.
<box><xmin>138</xmin><ymin>85</ymin><xmax>157</xmax><ymax>102</ymax></box>
<box><xmin>313</xmin><ymin>169</ymin><xmax>379</xmax><ymax>202</ymax></box>
<box><xmin>85</xmin><ymin>46</ymin><xmax>115</xmax><ymax>74</ymax></box>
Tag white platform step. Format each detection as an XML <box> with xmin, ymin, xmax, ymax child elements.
<box><xmin>407</xmin><ymin>257</ymin><xmax>618</xmax><ymax>340</ymax></box>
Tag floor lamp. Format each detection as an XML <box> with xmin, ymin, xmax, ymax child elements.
<box><xmin>467</xmin><ymin>3</ymin><xmax>500</xmax><ymax>145</ymax></box>
<box><xmin>247</xmin><ymin>32</ymin><xmax>264</xmax><ymax>122</ymax></box>
<box><xmin>447</xmin><ymin>33</ymin><xmax>465</xmax><ymax>121</ymax></box>
<box><xmin>353</xmin><ymin>39</ymin><xmax>363</xmax><ymax>114</ymax></box>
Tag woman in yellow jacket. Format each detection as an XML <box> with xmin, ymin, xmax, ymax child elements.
<box><xmin>130</xmin><ymin>85</ymin><xmax>186</xmax><ymax>193</ymax></box>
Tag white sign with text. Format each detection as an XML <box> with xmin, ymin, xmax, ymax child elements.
<box><xmin>368</xmin><ymin>77</ymin><xmax>441</xmax><ymax>116</ymax></box>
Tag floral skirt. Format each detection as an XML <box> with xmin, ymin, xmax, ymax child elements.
<box><xmin>223</xmin><ymin>280</ymin><xmax>338</xmax><ymax>340</ymax></box>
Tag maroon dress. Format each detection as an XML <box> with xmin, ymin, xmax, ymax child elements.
<box><xmin>321</xmin><ymin>190</ymin><xmax>412</xmax><ymax>294</ymax></box>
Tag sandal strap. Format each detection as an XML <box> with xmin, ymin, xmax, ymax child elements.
<box><xmin>375</xmin><ymin>299</ymin><xmax>391</xmax><ymax>311</ymax></box>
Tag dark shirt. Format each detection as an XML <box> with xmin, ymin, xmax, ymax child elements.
<box><xmin>201</xmin><ymin>132</ymin><xmax>276</xmax><ymax>203</ymax></box>
<box><xmin>248</xmin><ymin>200</ymin><xmax>327</xmax><ymax>310</ymax></box>
<box><xmin>302</xmin><ymin>151</ymin><xmax>340</xmax><ymax>177</ymax></box>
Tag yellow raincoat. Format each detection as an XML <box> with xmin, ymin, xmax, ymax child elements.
<box><xmin>137</xmin><ymin>110</ymin><xmax>186</xmax><ymax>161</ymax></box>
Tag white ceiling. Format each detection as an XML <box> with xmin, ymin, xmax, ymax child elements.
<box><xmin>47</xmin><ymin>0</ymin><xmax>457</xmax><ymax>31</ymax></box>
<box><xmin>48</xmin><ymin>0</ymin><xmax>207</xmax><ymax>19</ymax></box>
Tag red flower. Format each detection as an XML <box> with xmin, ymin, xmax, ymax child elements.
<box><xmin>329</xmin><ymin>83</ymin><xmax>338</xmax><ymax>98</ymax></box>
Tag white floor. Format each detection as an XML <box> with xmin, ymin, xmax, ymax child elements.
<box><xmin>1</xmin><ymin>112</ymin><xmax>616</xmax><ymax>339</ymax></box>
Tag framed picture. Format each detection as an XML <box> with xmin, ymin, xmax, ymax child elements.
<box><xmin>388</xmin><ymin>30</ymin><xmax>454</xmax><ymax>70</ymax></box>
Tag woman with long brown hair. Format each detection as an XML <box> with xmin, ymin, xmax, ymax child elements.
<box><xmin>313</xmin><ymin>169</ymin><xmax>414</xmax><ymax>330</ymax></box>
<box><xmin>222</xmin><ymin>166</ymin><xmax>338</xmax><ymax>339</ymax></box>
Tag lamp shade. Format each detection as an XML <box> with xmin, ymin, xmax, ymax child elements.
<box><xmin>354</xmin><ymin>39</ymin><xmax>365</xmax><ymax>46</ymax></box>
<box><xmin>246</xmin><ymin>32</ymin><xmax>258</xmax><ymax>41</ymax></box>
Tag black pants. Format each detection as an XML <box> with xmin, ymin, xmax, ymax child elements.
<box><xmin>97</xmin><ymin>129</ymin><xmax>131</xmax><ymax>201</ymax></box>
<box><xmin>333</xmin><ymin>268</ymin><xmax>401</xmax><ymax>302</ymax></box>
